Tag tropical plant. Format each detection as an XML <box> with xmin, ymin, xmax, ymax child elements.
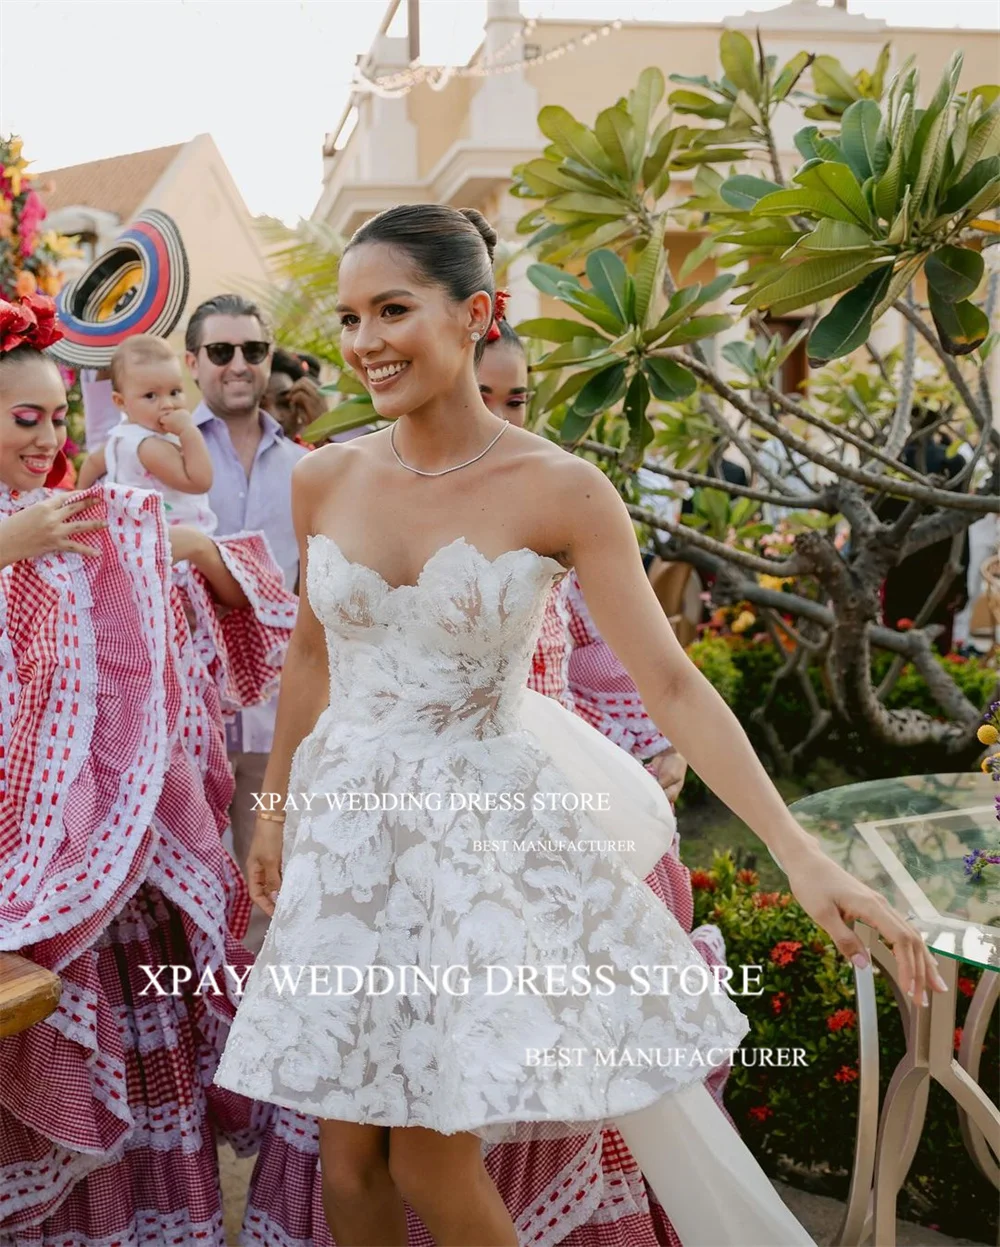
<box><xmin>510</xmin><ymin>37</ymin><xmax>999</xmax><ymax>757</ymax></box>
<box><xmin>250</xmin><ymin>217</ymin><xmax>377</xmax><ymax>442</ymax></box>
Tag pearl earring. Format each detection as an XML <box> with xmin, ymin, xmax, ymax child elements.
<box><xmin>470</xmin><ymin>331</ymin><xmax>482</xmax><ymax>342</ymax></box>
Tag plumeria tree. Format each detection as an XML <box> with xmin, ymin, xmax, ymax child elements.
<box><xmin>509</xmin><ymin>37</ymin><xmax>999</xmax><ymax>760</ymax></box>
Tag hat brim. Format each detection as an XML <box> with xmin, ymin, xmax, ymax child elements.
<box><xmin>49</xmin><ymin>210</ymin><xmax>189</xmax><ymax>367</ymax></box>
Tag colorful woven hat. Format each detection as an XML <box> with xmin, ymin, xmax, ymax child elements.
<box><xmin>49</xmin><ymin>210</ymin><xmax>189</xmax><ymax>367</ymax></box>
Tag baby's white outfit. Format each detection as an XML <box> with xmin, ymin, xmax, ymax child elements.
<box><xmin>104</xmin><ymin>417</ymin><xmax>217</xmax><ymax>535</ymax></box>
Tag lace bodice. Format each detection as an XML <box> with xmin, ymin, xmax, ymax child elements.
<box><xmin>307</xmin><ymin>534</ymin><xmax>565</xmax><ymax>747</ymax></box>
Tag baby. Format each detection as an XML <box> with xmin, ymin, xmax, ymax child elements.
<box><xmin>94</xmin><ymin>335</ymin><xmax>216</xmax><ymax>534</ymax></box>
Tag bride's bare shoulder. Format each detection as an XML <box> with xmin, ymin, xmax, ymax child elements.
<box><xmin>293</xmin><ymin>431</ymin><xmax>389</xmax><ymax>493</ymax></box>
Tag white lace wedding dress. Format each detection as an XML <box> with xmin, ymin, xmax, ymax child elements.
<box><xmin>215</xmin><ymin>534</ymin><xmax>814</xmax><ymax>1245</ymax></box>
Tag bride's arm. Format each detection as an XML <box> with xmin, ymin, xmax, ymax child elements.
<box><xmin>550</xmin><ymin>456</ymin><xmax>946</xmax><ymax>1006</ymax></box>
<box><xmin>247</xmin><ymin>453</ymin><xmax>332</xmax><ymax>915</ymax></box>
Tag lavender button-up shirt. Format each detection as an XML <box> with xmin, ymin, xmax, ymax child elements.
<box><xmin>192</xmin><ymin>400</ymin><xmax>308</xmax><ymax>754</ymax></box>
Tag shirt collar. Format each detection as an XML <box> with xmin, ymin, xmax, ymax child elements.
<box><xmin>193</xmin><ymin>400</ymin><xmax>287</xmax><ymax>446</ymax></box>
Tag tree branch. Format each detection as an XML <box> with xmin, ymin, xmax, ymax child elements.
<box><xmin>625</xmin><ymin>503</ymin><xmax>811</xmax><ymax>575</ymax></box>
<box><xmin>762</xmin><ymin>383</ymin><xmax>929</xmax><ymax>484</ymax></box>
<box><xmin>580</xmin><ymin>439</ymin><xmax>825</xmax><ymax>509</ymax></box>
<box><xmin>879</xmin><ymin>293</ymin><xmax>916</xmax><ymax>466</ymax></box>
<box><xmin>893</xmin><ymin>299</ymin><xmax>991</xmax><ymax>435</ymax></box>
<box><xmin>671</xmin><ymin>351</ymin><xmax>999</xmax><ymax>513</ymax></box>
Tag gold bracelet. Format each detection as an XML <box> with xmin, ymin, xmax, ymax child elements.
<box><xmin>257</xmin><ymin>810</ymin><xmax>286</xmax><ymax>824</ymax></box>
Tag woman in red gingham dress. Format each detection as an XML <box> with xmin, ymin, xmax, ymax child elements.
<box><xmin>0</xmin><ymin>296</ymin><xmax>295</xmax><ymax>1246</ymax></box>
<box><xmin>232</xmin><ymin>308</ymin><xmax>732</xmax><ymax>1247</ymax></box>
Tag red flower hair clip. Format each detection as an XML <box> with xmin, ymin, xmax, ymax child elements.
<box><xmin>486</xmin><ymin>289</ymin><xmax>510</xmax><ymax>343</ymax></box>
<box><xmin>0</xmin><ymin>293</ymin><xmax>64</xmax><ymax>354</ymax></box>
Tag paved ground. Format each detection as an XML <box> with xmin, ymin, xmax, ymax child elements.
<box><xmin>219</xmin><ymin>1144</ymin><xmax>980</xmax><ymax>1246</ymax></box>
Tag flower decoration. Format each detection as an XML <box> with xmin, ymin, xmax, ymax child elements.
<box><xmin>0</xmin><ymin>293</ymin><xmax>63</xmax><ymax>353</ymax></box>
<box><xmin>0</xmin><ymin>135</ymin><xmax>72</xmax><ymax>303</ymax></box>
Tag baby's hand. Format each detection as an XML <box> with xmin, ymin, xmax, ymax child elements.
<box><xmin>159</xmin><ymin>408</ymin><xmax>194</xmax><ymax>437</ymax></box>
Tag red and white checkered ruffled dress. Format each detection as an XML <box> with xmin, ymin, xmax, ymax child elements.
<box><xmin>0</xmin><ymin>483</ymin><xmax>295</xmax><ymax>1247</ymax></box>
<box><xmin>238</xmin><ymin>572</ymin><xmax>731</xmax><ymax>1247</ymax></box>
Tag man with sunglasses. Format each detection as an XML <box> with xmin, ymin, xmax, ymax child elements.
<box><xmin>185</xmin><ymin>293</ymin><xmax>308</xmax><ymax>952</ymax></box>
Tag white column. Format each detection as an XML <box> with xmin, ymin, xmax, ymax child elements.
<box><xmin>357</xmin><ymin>35</ymin><xmax>420</xmax><ymax>183</ymax></box>
<box><xmin>468</xmin><ymin>0</ymin><xmax>539</xmax><ymax>148</ymax></box>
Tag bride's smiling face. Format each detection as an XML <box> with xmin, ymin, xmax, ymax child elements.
<box><xmin>0</xmin><ymin>354</ymin><xmax>68</xmax><ymax>491</ymax></box>
<box><xmin>337</xmin><ymin>242</ymin><xmax>491</xmax><ymax>418</ymax></box>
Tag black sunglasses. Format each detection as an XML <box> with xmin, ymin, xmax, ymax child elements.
<box><xmin>200</xmin><ymin>340</ymin><xmax>271</xmax><ymax>366</ymax></box>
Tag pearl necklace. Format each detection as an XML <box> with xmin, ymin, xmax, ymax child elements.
<box><xmin>389</xmin><ymin>420</ymin><xmax>509</xmax><ymax>478</ymax></box>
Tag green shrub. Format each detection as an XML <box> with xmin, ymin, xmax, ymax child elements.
<box><xmin>695</xmin><ymin>850</ymin><xmax>999</xmax><ymax>1242</ymax></box>
<box><xmin>687</xmin><ymin>636</ymin><xmax>743</xmax><ymax>705</ymax></box>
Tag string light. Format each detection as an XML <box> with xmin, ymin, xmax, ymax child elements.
<box><xmin>352</xmin><ymin>18</ymin><xmax>624</xmax><ymax>98</ymax></box>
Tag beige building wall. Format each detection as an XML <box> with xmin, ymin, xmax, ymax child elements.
<box><xmin>408</xmin><ymin>78</ymin><xmax>475</xmax><ymax>179</ymax></box>
<box><xmin>142</xmin><ymin>133</ymin><xmax>272</xmax><ymax>320</ymax></box>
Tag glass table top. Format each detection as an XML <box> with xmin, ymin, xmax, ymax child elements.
<box><xmin>789</xmin><ymin>773</ymin><xmax>999</xmax><ymax>971</ymax></box>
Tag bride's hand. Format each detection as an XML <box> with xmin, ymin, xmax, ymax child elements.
<box><xmin>1</xmin><ymin>493</ymin><xmax>106</xmax><ymax>567</ymax></box>
<box><xmin>247</xmin><ymin>820</ymin><xmax>284</xmax><ymax>916</ymax></box>
<box><xmin>784</xmin><ymin>844</ymin><xmax>948</xmax><ymax>1006</ymax></box>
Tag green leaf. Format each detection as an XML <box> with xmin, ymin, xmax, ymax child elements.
<box><xmin>720</xmin><ymin>30</ymin><xmax>759</xmax><ymax>95</ymax></box>
<box><xmin>569</xmin><ymin>361</ymin><xmax>629</xmax><ymax>418</ymax></box>
<box><xmin>910</xmin><ymin>106</ymin><xmax>949</xmax><ymax>214</ymax></box>
<box><xmin>773</xmin><ymin>51</ymin><xmax>813</xmax><ymax>102</ymax></box>
<box><xmin>873</xmin><ymin>100</ymin><xmax>911</xmax><ymax>221</ymax></box>
<box><xmin>622</xmin><ymin>372</ymin><xmax>653</xmax><ymax>465</ymax></box>
<box><xmin>811</xmin><ymin>56</ymin><xmax>862</xmax><ymax>104</ymax></box>
<box><xmin>925</xmin><ymin>245</ymin><xmax>985</xmax><ymax>303</ymax></box>
<box><xmin>929</xmin><ymin>289</ymin><xmax>990</xmax><ymax>355</ymax></box>
<box><xmin>537</xmin><ymin>106</ymin><xmax>615</xmax><ymax>178</ymax></box>
<box><xmin>807</xmin><ymin>265</ymin><xmax>893</xmax><ymax>363</ymax></box>
<box><xmin>721</xmin><ymin>340</ymin><xmax>757</xmax><ymax>376</ymax></box>
<box><xmin>303</xmin><ymin>396</ymin><xmax>376</xmax><ymax>442</ymax></box>
<box><xmin>526</xmin><ymin>263</ymin><xmax>583</xmax><ymax>298</ymax></box>
<box><xmin>560</xmin><ymin>292</ymin><xmax>629</xmax><ymax>336</ymax></box>
<box><xmin>546</xmin><ymin>191</ymin><xmax>629</xmax><ymax>218</ymax></box>
<box><xmin>586</xmin><ymin>250</ymin><xmax>631</xmax><ymax>325</ymax></box>
<box><xmin>629</xmin><ymin>67</ymin><xmax>665</xmax><ymax>149</ymax></box>
<box><xmin>661</xmin><ymin>314</ymin><xmax>732</xmax><ymax>345</ymax></box>
<box><xmin>531</xmin><ymin>343</ymin><xmax>620</xmax><ymax>374</ymax></box>
<box><xmin>643</xmin><ymin>357</ymin><xmax>697</xmax><ymax>400</ymax></box>
<box><xmin>514</xmin><ymin>318</ymin><xmax>608</xmax><ymax>343</ymax></box>
<box><xmin>840</xmin><ymin>99</ymin><xmax>881</xmax><ymax>182</ymax></box>
<box><xmin>595</xmin><ymin>105</ymin><xmax>638</xmax><ymax>181</ymax></box>
<box><xmin>678</xmin><ymin>232</ymin><xmax>721</xmax><ymax>279</ymax></box>
<box><xmin>740</xmin><ymin>253</ymin><xmax>892</xmax><ymax>317</ymax></box>
<box><xmin>797</xmin><ymin>219</ymin><xmax>877</xmax><ymax>252</ymax></box>
<box><xmin>720</xmin><ymin>174</ymin><xmax>783</xmax><ymax>210</ymax></box>
<box><xmin>959</xmin><ymin>103</ymin><xmax>1000</xmax><ymax>176</ymax></box>
<box><xmin>940</xmin><ymin>156</ymin><xmax>1000</xmax><ymax>214</ymax></box>
<box><xmin>559</xmin><ymin>405</ymin><xmax>600</xmax><ymax>443</ymax></box>
<box><xmin>871</xmin><ymin>252</ymin><xmax>927</xmax><ymax>322</ymax></box>
<box><xmin>642</xmin><ymin>124</ymin><xmax>682</xmax><ymax>191</ymax></box>
<box><xmin>794</xmin><ymin>161</ymin><xmax>872</xmax><ymax>227</ymax></box>
<box><xmin>752</xmin><ymin>187</ymin><xmax>859</xmax><ymax>226</ymax></box>
<box><xmin>668</xmin><ymin>90</ymin><xmax>732</xmax><ymax>120</ymax></box>
<box><xmin>633</xmin><ymin>230</ymin><xmax>665</xmax><ymax>326</ymax></box>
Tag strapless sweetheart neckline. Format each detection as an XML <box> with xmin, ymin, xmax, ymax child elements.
<box><xmin>308</xmin><ymin>531</ymin><xmax>565</xmax><ymax>594</ymax></box>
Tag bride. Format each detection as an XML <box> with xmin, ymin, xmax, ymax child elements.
<box><xmin>214</xmin><ymin>203</ymin><xmax>946</xmax><ymax>1247</ymax></box>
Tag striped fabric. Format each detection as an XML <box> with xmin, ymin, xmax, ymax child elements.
<box><xmin>0</xmin><ymin>482</ymin><xmax>295</xmax><ymax>1245</ymax></box>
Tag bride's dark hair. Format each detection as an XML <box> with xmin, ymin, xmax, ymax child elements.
<box><xmin>345</xmin><ymin>204</ymin><xmax>498</xmax><ymax>361</ymax></box>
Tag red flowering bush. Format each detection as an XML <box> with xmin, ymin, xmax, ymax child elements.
<box><xmin>691</xmin><ymin>850</ymin><xmax>998</xmax><ymax>1241</ymax></box>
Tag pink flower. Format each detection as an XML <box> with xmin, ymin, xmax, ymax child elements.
<box><xmin>18</xmin><ymin>190</ymin><xmax>47</xmax><ymax>258</ymax></box>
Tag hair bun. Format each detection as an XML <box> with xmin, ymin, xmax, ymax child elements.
<box><xmin>460</xmin><ymin>208</ymin><xmax>498</xmax><ymax>264</ymax></box>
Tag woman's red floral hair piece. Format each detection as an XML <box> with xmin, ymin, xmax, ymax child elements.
<box><xmin>0</xmin><ymin>293</ymin><xmax>64</xmax><ymax>354</ymax></box>
<box><xmin>486</xmin><ymin>289</ymin><xmax>510</xmax><ymax>343</ymax></box>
